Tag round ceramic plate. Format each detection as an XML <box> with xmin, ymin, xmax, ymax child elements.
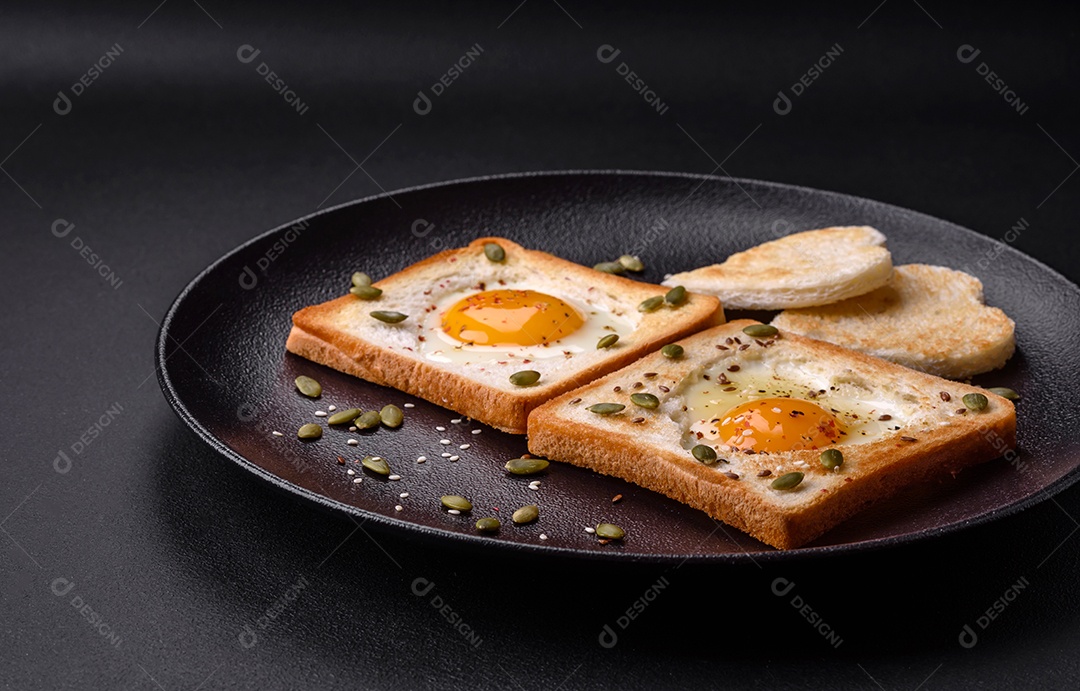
<box><xmin>157</xmin><ymin>171</ymin><xmax>1080</xmax><ymax>563</ymax></box>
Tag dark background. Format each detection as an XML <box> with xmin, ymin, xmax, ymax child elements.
<box><xmin>4</xmin><ymin>1</ymin><xmax>1080</xmax><ymax>688</ymax></box>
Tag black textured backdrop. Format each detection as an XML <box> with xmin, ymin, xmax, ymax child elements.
<box><xmin>3</xmin><ymin>2</ymin><xmax>1080</xmax><ymax>689</ymax></box>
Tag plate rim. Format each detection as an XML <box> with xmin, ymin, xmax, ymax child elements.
<box><xmin>156</xmin><ymin>168</ymin><xmax>1080</xmax><ymax>563</ymax></box>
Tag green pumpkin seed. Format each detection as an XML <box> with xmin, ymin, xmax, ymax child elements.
<box><xmin>351</xmin><ymin>271</ymin><xmax>372</xmax><ymax>287</ymax></box>
<box><xmin>354</xmin><ymin>410</ymin><xmax>382</xmax><ymax>430</ymax></box>
<box><xmin>349</xmin><ymin>285</ymin><xmax>383</xmax><ymax>300</ymax></box>
<box><xmin>595</xmin><ymin>523</ymin><xmax>625</xmax><ymax>540</ymax></box>
<box><xmin>371</xmin><ymin>310</ymin><xmax>407</xmax><ymax>324</ymax></box>
<box><xmin>691</xmin><ymin>444</ymin><xmax>718</xmax><ymax>465</ymax></box>
<box><xmin>361</xmin><ymin>455</ymin><xmax>390</xmax><ymax>476</ymax></box>
<box><xmin>475</xmin><ymin>517</ymin><xmax>501</xmax><ymax>532</ymax></box>
<box><xmin>328</xmin><ymin>408</ymin><xmax>362</xmax><ymax>425</ymax></box>
<box><xmin>484</xmin><ymin>242</ymin><xmax>506</xmax><ymax>263</ymax></box>
<box><xmin>963</xmin><ymin>393</ymin><xmax>989</xmax><ymax>412</ymax></box>
<box><xmin>820</xmin><ymin>448</ymin><xmax>843</xmax><ymax>470</ymax></box>
<box><xmin>638</xmin><ymin>296</ymin><xmax>664</xmax><ymax>313</ymax></box>
<box><xmin>505</xmin><ymin>458</ymin><xmax>549</xmax><ymax>475</ymax></box>
<box><xmin>509</xmin><ymin>370</ymin><xmax>541</xmax><ymax>387</ymax></box>
<box><xmin>661</xmin><ymin>344</ymin><xmax>684</xmax><ymax>359</ymax></box>
<box><xmin>742</xmin><ymin>323</ymin><xmax>778</xmax><ymax>338</ymax></box>
<box><xmin>297</xmin><ymin>423</ymin><xmax>322</xmax><ymax>439</ymax></box>
<box><xmin>594</xmin><ymin>261</ymin><xmax>626</xmax><ymax>275</ymax></box>
<box><xmin>295</xmin><ymin>375</ymin><xmax>322</xmax><ymax>398</ymax></box>
<box><xmin>771</xmin><ymin>472</ymin><xmax>804</xmax><ymax>490</ymax></box>
<box><xmin>380</xmin><ymin>404</ymin><xmax>404</xmax><ymax>428</ymax></box>
<box><xmin>597</xmin><ymin>334</ymin><xmax>620</xmax><ymax>349</ymax></box>
<box><xmin>618</xmin><ymin>254</ymin><xmax>645</xmax><ymax>272</ymax></box>
<box><xmin>665</xmin><ymin>285</ymin><xmax>687</xmax><ymax>305</ymax></box>
<box><xmin>512</xmin><ymin>504</ymin><xmax>539</xmax><ymax>525</ymax></box>
<box><xmin>630</xmin><ymin>392</ymin><xmax>660</xmax><ymax>409</ymax></box>
<box><xmin>441</xmin><ymin>495</ymin><xmax>473</xmax><ymax>512</ymax></box>
<box><xmin>987</xmin><ymin>387</ymin><xmax>1020</xmax><ymax>401</ymax></box>
<box><xmin>587</xmin><ymin>402</ymin><xmax>625</xmax><ymax>415</ymax></box>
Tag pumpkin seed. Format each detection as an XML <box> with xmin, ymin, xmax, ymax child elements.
<box><xmin>505</xmin><ymin>458</ymin><xmax>550</xmax><ymax>475</ymax></box>
<box><xmin>371</xmin><ymin>310</ymin><xmax>407</xmax><ymax>324</ymax></box>
<box><xmin>691</xmin><ymin>444</ymin><xmax>717</xmax><ymax>465</ymax></box>
<box><xmin>475</xmin><ymin>517</ymin><xmax>501</xmax><ymax>532</ymax></box>
<box><xmin>512</xmin><ymin>504</ymin><xmax>539</xmax><ymax>524</ymax></box>
<box><xmin>594</xmin><ymin>261</ymin><xmax>626</xmax><ymax>275</ymax></box>
<box><xmin>484</xmin><ymin>242</ymin><xmax>505</xmax><ymax>262</ymax></box>
<box><xmin>595</xmin><ymin>523</ymin><xmax>625</xmax><ymax>540</ymax></box>
<box><xmin>618</xmin><ymin>254</ymin><xmax>645</xmax><ymax>272</ymax></box>
<box><xmin>586</xmin><ymin>402</ymin><xmax>625</xmax><ymax>415</ymax></box>
<box><xmin>771</xmin><ymin>472</ymin><xmax>804</xmax><ymax>490</ymax></box>
<box><xmin>297</xmin><ymin>423</ymin><xmax>322</xmax><ymax>439</ymax></box>
<box><xmin>630</xmin><ymin>393</ymin><xmax>660</xmax><ymax>409</ymax></box>
<box><xmin>354</xmin><ymin>410</ymin><xmax>382</xmax><ymax>430</ymax></box>
<box><xmin>349</xmin><ymin>285</ymin><xmax>382</xmax><ymax>300</ymax></box>
<box><xmin>820</xmin><ymin>448</ymin><xmax>844</xmax><ymax>470</ymax></box>
<box><xmin>638</xmin><ymin>296</ymin><xmax>664</xmax><ymax>313</ymax></box>
<box><xmin>380</xmin><ymin>404</ymin><xmax>404</xmax><ymax>428</ymax></box>
<box><xmin>509</xmin><ymin>370</ymin><xmax>541</xmax><ymax>387</ymax></box>
<box><xmin>665</xmin><ymin>285</ymin><xmax>687</xmax><ymax>305</ymax></box>
<box><xmin>742</xmin><ymin>323</ymin><xmax>778</xmax><ymax>338</ymax></box>
<box><xmin>661</xmin><ymin>344</ymin><xmax>684</xmax><ymax>359</ymax></box>
<box><xmin>597</xmin><ymin>334</ymin><xmax>620</xmax><ymax>349</ymax></box>
<box><xmin>328</xmin><ymin>408</ymin><xmax>362</xmax><ymax>425</ymax></box>
<box><xmin>294</xmin><ymin>375</ymin><xmax>322</xmax><ymax>398</ymax></box>
<box><xmin>361</xmin><ymin>455</ymin><xmax>390</xmax><ymax>476</ymax></box>
<box><xmin>987</xmin><ymin>387</ymin><xmax>1020</xmax><ymax>401</ymax></box>
<box><xmin>351</xmin><ymin>271</ymin><xmax>372</xmax><ymax>287</ymax></box>
<box><xmin>441</xmin><ymin>495</ymin><xmax>473</xmax><ymax>512</ymax></box>
<box><xmin>963</xmin><ymin>393</ymin><xmax>989</xmax><ymax>412</ymax></box>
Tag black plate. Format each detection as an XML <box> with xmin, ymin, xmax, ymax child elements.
<box><xmin>157</xmin><ymin>170</ymin><xmax>1080</xmax><ymax>563</ymax></box>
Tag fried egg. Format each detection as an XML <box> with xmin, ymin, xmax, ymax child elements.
<box><xmin>681</xmin><ymin>358</ymin><xmax>906</xmax><ymax>456</ymax></box>
<box><xmin>420</xmin><ymin>285</ymin><xmax>632</xmax><ymax>364</ymax></box>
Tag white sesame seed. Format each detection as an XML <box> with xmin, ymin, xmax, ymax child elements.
<box><xmin>471</xmin><ymin>429</ymin><xmax>482</xmax><ymax>435</ymax></box>
<box><xmin>352</xmin><ymin>477</ymin><xmax>362</xmax><ymax>484</ymax></box>
<box><xmin>417</xmin><ymin>456</ymin><xmax>427</xmax><ymax>462</ymax></box>
<box><xmin>389</xmin><ymin>474</ymin><xmax>401</xmax><ymax>481</ymax></box>
<box><xmin>459</xmin><ymin>444</ymin><xmax>471</xmax><ymax>450</ymax></box>
<box><xmin>436</xmin><ymin>426</ymin><xmax>446</xmax><ymax>432</ymax></box>
<box><xmin>771</xmin><ymin>407</ymin><xmax>782</xmax><ymax>414</ymax></box>
<box><xmin>529</xmin><ymin>480</ymin><xmax>541</xmax><ymax>487</ymax></box>
<box><xmin>585</xmin><ymin>527</ymin><xmax>596</xmax><ymax>534</ymax></box>
<box><xmin>448</xmin><ymin>509</ymin><xmax>461</xmax><ymax>515</ymax></box>
<box><xmin>271</xmin><ymin>431</ymin><xmax>283</xmax><ymax>437</ymax></box>
<box><xmin>347</xmin><ymin>439</ymin><xmax>359</xmax><ymax>446</ymax></box>
<box><xmin>346</xmin><ymin>469</ymin><xmax>355</xmax><ymax>475</ymax></box>
<box><xmin>528</xmin><ymin>486</ymin><xmax>539</xmax><ymax>491</ymax></box>
<box><xmin>449</xmin><ymin>455</ymin><xmax>459</xmax><ymax>461</ymax></box>
<box><xmin>741</xmin><ymin>429</ymin><xmax>753</xmax><ymax>436</ymax></box>
<box><xmin>441</xmin><ymin>453</ymin><xmax>451</xmax><ymax>458</ymax></box>
<box><xmin>328</xmin><ymin>405</ymin><xmax>337</xmax><ymax>412</ymax></box>
<box><xmin>440</xmin><ymin>439</ymin><xmax>451</xmax><ymax>445</ymax></box>
<box><xmin>394</xmin><ymin>504</ymin><xmax>403</xmax><ymax>511</ymax></box>
<box><xmin>404</xmin><ymin>403</ymin><xmax>415</xmax><ymax>408</ymax></box>
<box><xmin>539</xmin><ymin>533</ymin><xmax>549</xmax><ymax>540</ymax></box>
<box><xmin>399</xmin><ymin>492</ymin><xmax>409</xmax><ymax>498</ymax></box>
<box><xmin>314</xmin><ymin>411</ymin><xmax>327</xmax><ymax>417</ymax></box>
<box><xmin>451</xmin><ymin>418</ymin><xmax>462</xmax><ymax>424</ymax></box>
<box><xmin>348</xmin><ymin>426</ymin><xmax>357</xmax><ymax>432</ymax></box>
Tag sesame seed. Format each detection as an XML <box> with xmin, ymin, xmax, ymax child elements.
<box><xmin>451</xmin><ymin>419</ymin><xmax>462</xmax><ymax>424</ymax></box>
<box><xmin>314</xmin><ymin>411</ymin><xmax>327</xmax><ymax>417</ymax></box>
<box><xmin>459</xmin><ymin>444</ymin><xmax>471</xmax><ymax>450</ymax></box>
<box><xmin>417</xmin><ymin>457</ymin><xmax>427</xmax><ymax>464</ymax></box>
<box><xmin>394</xmin><ymin>505</ymin><xmax>403</xmax><ymax>511</ymax></box>
<box><xmin>471</xmin><ymin>429</ymin><xmax>482</xmax><ymax>435</ymax></box>
<box><xmin>585</xmin><ymin>527</ymin><xmax>596</xmax><ymax>534</ymax></box>
<box><xmin>346</xmin><ymin>469</ymin><xmax>355</xmax><ymax>475</ymax></box>
<box><xmin>448</xmin><ymin>509</ymin><xmax>461</xmax><ymax>515</ymax></box>
<box><xmin>741</xmin><ymin>429</ymin><xmax>754</xmax><ymax>436</ymax></box>
<box><xmin>528</xmin><ymin>486</ymin><xmax>539</xmax><ymax>491</ymax></box>
<box><xmin>389</xmin><ymin>474</ymin><xmax>401</xmax><ymax>481</ymax></box>
<box><xmin>271</xmin><ymin>431</ymin><xmax>283</xmax><ymax>437</ymax></box>
<box><xmin>436</xmin><ymin>426</ymin><xmax>446</xmax><ymax>432</ymax></box>
<box><xmin>347</xmin><ymin>439</ymin><xmax>359</xmax><ymax>446</ymax></box>
<box><xmin>612</xmin><ymin>494</ymin><xmax>623</xmax><ymax>503</ymax></box>
<box><xmin>352</xmin><ymin>477</ymin><xmax>362</xmax><ymax>484</ymax></box>
<box><xmin>539</xmin><ymin>534</ymin><xmax>549</xmax><ymax>540</ymax></box>
<box><xmin>449</xmin><ymin>455</ymin><xmax>459</xmax><ymax>461</ymax></box>
<box><xmin>404</xmin><ymin>403</ymin><xmax>415</xmax><ymax>408</ymax></box>
<box><xmin>399</xmin><ymin>492</ymin><xmax>409</xmax><ymax>498</ymax></box>
<box><xmin>440</xmin><ymin>439</ymin><xmax>451</xmax><ymax>445</ymax></box>
<box><xmin>441</xmin><ymin>452</ymin><xmax>451</xmax><ymax>457</ymax></box>
<box><xmin>328</xmin><ymin>405</ymin><xmax>337</xmax><ymax>411</ymax></box>
<box><xmin>348</xmin><ymin>426</ymin><xmax>357</xmax><ymax>431</ymax></box>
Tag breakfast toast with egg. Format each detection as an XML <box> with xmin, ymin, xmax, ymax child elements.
<box><xmin>286</xmin><ymin>237</ymin><xmax>724</xmax><ymax>433</ymax></box>
<box><xmin>772</xmin><ymin>264</ymin><xmax>1015</xmax><ymax>379</ymax></box>
<box><xmin>527</xmin><ymin>319</ymin><xmax>1016</xmax><ymax>549</ymax></box>
<box><xmin>663</xmin><ymin>226</ymin><xmax>893</xmax><ymax>310</ymax></box>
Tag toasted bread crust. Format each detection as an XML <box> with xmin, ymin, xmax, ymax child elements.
<box><xmin>527</xmin><ymin>320</ymin><xmax>1016</xmax><ymax>549</ymax></box>
<box><xmin>286</xmin><ymin>237</ymin><xmax>724</xmax><ymax>433</ymax></box>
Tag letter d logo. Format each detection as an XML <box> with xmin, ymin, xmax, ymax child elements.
<box><xmin>958</xmin><ymin>624</ymin><xmax>978</xmax><ymax>649</ymax></box>
<box><xmin>596</xmin><ymin>44</ymin><xmax>621</xmax><ymax>64</ymax></box>
<box><xmin>238</xmin><ymin>624</ymin><xmax>258</xmax><ymax>649</ymax></box>
<box><xmin>54</xmin><ymin>90</ymin><xmax>72</xmax><ymax>116</ymax></box>
<box><xmin>771</xmin><ymin>577</ymin><xmax>796</xmax><ymax>597</ymax></box>
<box><xmin>53</xmin><ymin>450</ymin><xmax>72</xmax><ymax>474</ymax></box>
<box><xmin>773</xmin><ymin>90</ymin><xmax>792</xmax><ymax>116</ymax></box>
<box><xmin>956</xmin><ymin>44</ymin><xmax>981</xmax><ymax>64</ymax></box>
<box><xmin>237</xmin><ymin>44</ymin><xmax>261</xmax><ymax>64</ymax></box>
<box><xmin>598</xmin><ymin>624</ymin><xmax>618</xmax><ymax>649</ymax></box>
<box><xmin>413</xmin><ymin>91</ymin><xmax>432</xmax><ymax>116</ymax></box>
<box><xmin>51</xmin><ymin>577</ymin><xmax>76</xmax><ymax>597</ymax></box>
<box><xmin>52</xmin><ymin>219</ymin><xmax>75</xmax><ymax>238</ymax></box>
<box><xmin>238</xmin><ymin>266</ymin><xmax>258</xmax><ymax>290</ymax></box>
<box><xmin>411</xmin><ymin>577</ymin><xmax>435</xmax><ymax>597</ymax></box>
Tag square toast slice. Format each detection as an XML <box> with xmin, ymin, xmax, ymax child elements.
<box><xmin>286</xmin><ymin>237</ymin><xmax>724</xmax><ymax>433</ymax></box>
<box><xmin>527</xmin><ymin>320</ymin><xmax>1016</xmax><ymax>549</ymax></box>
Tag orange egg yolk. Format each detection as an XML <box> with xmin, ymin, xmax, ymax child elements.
<box><xmin>714</xmin><ymin>397</ymin><xmax>843</xmax><ymax>453</ymax></box>
<box><xmin>441</xmin><ymin>289</ymin><xmax>585</xmax><ymax>347</ymax></box>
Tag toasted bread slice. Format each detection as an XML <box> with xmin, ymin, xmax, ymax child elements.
<box><xmin>286</xmin><ymin>237</ymin><xmax>723</xmax><ymax>434</ymax></box>
<box><xmin>772</xmin><ymin>264</ymin><xmax>1016</xmax><ymax>379</ymax></box>
<box><xmin>664</xmin><ymin>226</ymin><xmax>893</xmax><ymax>310</ymax></box>
<box><xmin>527</xmin><ymin>320</ymin><xmax>1016</xmax><ymax>549</ymax></box>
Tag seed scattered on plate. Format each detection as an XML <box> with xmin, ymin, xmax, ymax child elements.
<box><xmin>347</xmin><ymin>439</ymin><xmax>359</xmax><ymax>446</ymax></box>
<box><xmin>451</xmin><ymin>418</ymin><xmax>462</xmax><ymax>424</ymax></box>
<box><xmin>346</xmin><ymin>469</ymin><xmax>355</xmax><ymax>476</ymax></box>
<box><xmin>294</xmin><ymin>375</ymin><xmax>322</xmax><ymax>398</ymax></box>
<box><xmin>399</xmin><ymin>492</ymin><xmax>409</xmax><ymax>498</ymax></box>
<box><xmin>271</xmin><ymin>431</ymin><xmax>283</xmax><ymax>437</ymax></box>
<box><xmin>327</xmin><ymin>405</ymin><xmax>337</xmax><ymax>412</ymax></box>
<box><xmin>440</xmin><ymin>439</ymin><xmax>451</xmax><ymax>445</ymax></box>
<box><xmin>471</xmin><ymin>429</ymin><xmax>482</xmax><ymax>435</ymax></box>
<box><xmin>436</xmin><ymin>426</ymin><xmax>446</xmax><ymax>432</ymax></box>
<box><xmin>348</xmin><ymin>426</ymin><xmax>357</xmax><ymax>432</ymax></box>
<box><xmin>584</xmin><ymin>527</ymin><xmax>596</xmax><ymax>534</ymax></box>
<box><xmin>352</xmin><ymin>477</ymin><xmax>362</xmax><ymax>484</ymax></box>
<box><xmin>388</xmin><ymin>474</ymin><xmax>401</xmax><ymax>481</ymax></box>
<box><xmin>595</xmin><ymin>523</ymin><xmax>626</xmax><ymax>540</ymax></box>
<box><xmin>441</xmin><ymin>452</ymin><xmax>451</xmax><ymax>458</ymax></box>
<box><xmin>404</xmin><ymin>403</ymin><xmax>415</xmax><ymax>408</ymax></box>
<box><xmin>512</xmin><ymin>504</ymin><xmax>539</xmax><ymax>524</ymax></box>
<box><xmin>394</xmin><ymin>505</ymin><xmax>403</xmax><ymax>511</ymax></box>
<box><xmin>297</xmin><ymin>423</ymin><xmax>322</xmax><ymax>439</ymax></box>
<box><xmin>449</xmin><ymin>455</ymin><xmax>459</xmax><ymax>462</ymax></box>
<box><xmin>448</xmin><ymin>509</ymin><xmax>461</xmax><ymax>515</ymax></box>
<box><xmin>314</xmin><ymin>411</ymin><xmax>327</xmax><ymax>417</ymax></box>
<box><xmin>459</xmin><ymin>444</ymin><xmax>471</xmax><ymax>450</ymax></box>
<box><xmin>416</xmin><ymin>456</ymin><xmax>427</xmax><ymax>464</ymax></box>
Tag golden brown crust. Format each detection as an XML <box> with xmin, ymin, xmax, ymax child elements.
<box><xmin>527</xmin><ymin>320</ymin><xmax>1017</xmax><ymax>549</ymax></box>
<box><xmin>286</xmin><ymin>237</ymin><xmax>724</xmax><ymax>433</ymax></box>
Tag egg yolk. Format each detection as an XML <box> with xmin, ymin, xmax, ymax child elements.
<box><xmin>441</xmin><ymin>289</ymin><xmax>585</xmax><ymax>347</ymax></box>
<box><xmin>714</xmin><ymin>397</ymin><xmax>843</xmax><ymax>453</ymax></box>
